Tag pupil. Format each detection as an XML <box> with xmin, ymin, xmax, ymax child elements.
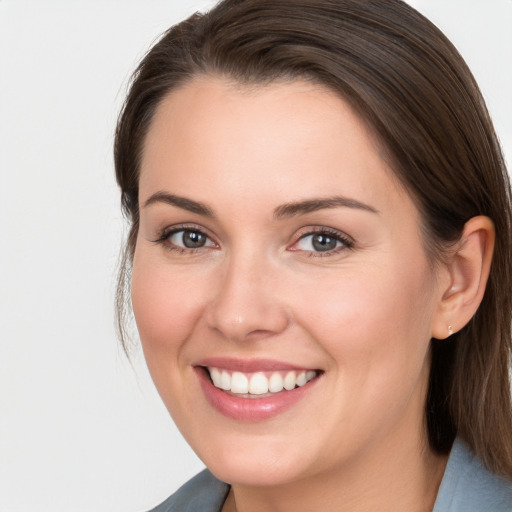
<box><xmin>183</xmin><ymin>230</ymin><xmax>206</xmax><ymax>248</ymax></box>
<box><xmin>312</xmin><ymin>234</ymin><xmax>336</xmax><ymax>251</ymax></box>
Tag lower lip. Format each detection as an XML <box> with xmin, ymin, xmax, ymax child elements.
<box><xmin>196</xmin><ymin>367</ymin><xmax>320</xmax><ymax>422</ymax></box>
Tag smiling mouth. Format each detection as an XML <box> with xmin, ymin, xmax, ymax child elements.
<box><xmin>204</xmin><ymin>366</ymin><xmax>319</xmax><ymax>397</ymax></box>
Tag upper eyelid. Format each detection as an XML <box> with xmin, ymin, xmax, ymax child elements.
<box><xmin>286</xmin><ymin>226</ymin><xmax>355</xmax><ymax>256</ymax></box>
<box><xmin>292</xmin><ymin>226</ymin><xmax>354</xmax><ymax>242</ymax></box>
<box><xmin>161</xmin><ymin>223</ymin><xmax>212</xmax><ymax>237</ymax></box>
<box><xmin>154</xmin><ymin>226</ymin><xmax>219</xmax><ymax>253</ymax></box>
<box><xmin>152</xmin><ymin>223</ymin><xmax>217</xmax><ymax>246</ymax></box>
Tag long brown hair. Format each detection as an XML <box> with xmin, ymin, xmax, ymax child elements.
<box><xmin>114</xmin><ymin>0</ymin><xmax>512</xmax><ymax>477</ymax></box>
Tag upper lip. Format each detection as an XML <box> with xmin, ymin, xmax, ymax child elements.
<box><xmin>194</xmin><ymin>357</ymin><xmax>318</xmax><ymax>373</ymax></box>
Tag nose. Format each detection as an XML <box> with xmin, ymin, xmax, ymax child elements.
<box><xmin>204</xmin><ymin>253</ymin><xmax>290</xmax><ymax>342</ymax></box>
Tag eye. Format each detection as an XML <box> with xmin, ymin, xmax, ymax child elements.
<box><xmin>289</xmin><ymin>228</ymin><xmax>353</xmax><ymax>255</ymax></box>
<box><xmin>298</xmin><ymin>233</ymin><xmax>339</xmax><ymax>252</ymax></box>
<box><xmin>169</xmin><ymin>229</ymin><xmax>214</xmax><ymax>249</ymax></box>
<box><xmin>154</xmin><ymin>227</ymin><xmax>217</xmax><ymax>252</ymax></box>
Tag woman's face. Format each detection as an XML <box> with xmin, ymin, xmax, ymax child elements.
<box><xmin>132</xmin><ymin>78</ymin><xmax>448</xmax><ymax>486</ymax></box>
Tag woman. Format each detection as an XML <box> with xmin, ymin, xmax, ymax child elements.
<box><xmin>114</xmin><ymin>0</ymin><xmax>512</xmax><ymax>510</ymax></box>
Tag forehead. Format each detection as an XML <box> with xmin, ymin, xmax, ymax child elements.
<box><xmin>139</xmin><ymin>77</ymin><xmax>414</xmax><ymax>222</ymax></box>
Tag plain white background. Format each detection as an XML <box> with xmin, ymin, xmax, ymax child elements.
<box><xmin>0</xmin><ymin>1</ymin><xmax>510</xmax><ymax>511</ymax></box>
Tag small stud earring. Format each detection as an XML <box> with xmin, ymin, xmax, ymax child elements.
<box><xmin>448</xmin><ymin>325</ymin><xmax>454</xmax><ymax>337</ymax></box>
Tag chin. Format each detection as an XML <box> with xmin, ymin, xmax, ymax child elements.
<box><xmin>205</xmin><ymin>451</ymin><xmax>305</xmax><ymax>488</ymax></box>
<box><xmin>181</xmin><ymin>422</ymin><xmax>313</xmax><ymax>487</ymax></box>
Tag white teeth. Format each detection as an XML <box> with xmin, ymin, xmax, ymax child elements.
<box><xmin>210</xmin><ymin>367</ymin><xmax>222</xmax><ymax>388</ymax></box>
<box><xmin>296</xmin><ymin>371</ymin><xmax>307</xmax><ymax>387</ymax></box>
<box><xmin>231</xmin><ymin>372</ymin><xmax>249</xmax><ymax>393</ymax></box>
<box><xmin>220</xmin><ymin>370</ymin><xmax>231</xmax><ymax>391</ymax></box>
<box><xmin>268</xmin><ymin>372</ymin><xmax>284</xmax><ymax>393</ymax></box>
<box><xmin>207</xmin><ymin>367</ymin><xmax>317</xmax><ymax>395</ymax></box>
<box><xmin>283</xmin><ymin>371</ymin><xmax>297</xmax><ymax>390</ymax></box>
<box><xmin>248</xmin><ymin>373</ymin><xmax>269</xmax><ymax>395</ymax></box>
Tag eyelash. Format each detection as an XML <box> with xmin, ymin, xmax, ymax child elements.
<box><xmin>289</xmin><ymin>227</ymin><xmax>354</xmax><ymax>257</ymax></box>
<box><xmin>152</xmin><ymin>224</ymin><xmax>217</xmax><ymax>254</ymax></box>
<box><xmin>152</xmin><ymin>225</ymin><xmax>354</xmax><ymax>257</ymax></box>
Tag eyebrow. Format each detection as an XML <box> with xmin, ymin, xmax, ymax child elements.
<box><xmin>143</xmin><ymin>191</ymin><xmax>214</xmax><ymax>217</ymax></box>
<box><xmin>142</xmin><ymin>191</ymin><xmax>378</xmax><ymax>219</ymax></box>
<box><xmin>273</xmin><ymin>196</ymin><xmax>379</xmax><ymax>219</ymax></box>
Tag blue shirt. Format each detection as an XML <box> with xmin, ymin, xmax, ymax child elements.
<box><xmin>149</xmin><ymin>439</ymin><xmax>512</xmax><ymax>511</ymax></box>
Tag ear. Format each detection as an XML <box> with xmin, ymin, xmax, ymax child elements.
<box><xmin>431</xmin><ymin>216</ymin><xmax>495</xmax><ymax>340</ymax></box>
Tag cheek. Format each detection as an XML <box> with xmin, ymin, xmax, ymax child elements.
<box><xmin>130</xmin><ymin>249</ymin><xmax>215</xmax><ymax>426</ymax></box>
<box><xmin>292</xmin><ymin>260</ymin><xmax>435</xmax><ymax>386</ymax></box>
<box><xmin>131</xmin><ymin>250</ymin><xmax>206</xmax><ymax>360</ymax></box>
<box><xmin>294</xmin><ymin>264</ymin><xmax>435</xmax><ymax>442</ymax></box>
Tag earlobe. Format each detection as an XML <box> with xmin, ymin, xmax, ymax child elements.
<box><xmin>431</xmin><ymin>215</ymin><xmax>495</xmax><ymax>340</ymax></box>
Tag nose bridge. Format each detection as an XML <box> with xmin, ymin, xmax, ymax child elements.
<box><xmin>205</xmin><ymin>244</ymin><xmax>289</xmax><ymax>341</ymax></box>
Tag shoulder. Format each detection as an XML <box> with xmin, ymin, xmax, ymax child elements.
<box><xmin>147</xmin><ymin>469</ymin><xmax>230</xmax><ymax>512</ymax></box>
<box><xmin>433</xmin><ymin>438</ymin><xmax>512</xmax><ymax>512</ymax></box>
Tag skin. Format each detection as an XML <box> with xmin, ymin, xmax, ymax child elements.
<box><xmin>131</xmin><ymin>77</ymin><xmax>491</xmax><ymax>511</ymax></box>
